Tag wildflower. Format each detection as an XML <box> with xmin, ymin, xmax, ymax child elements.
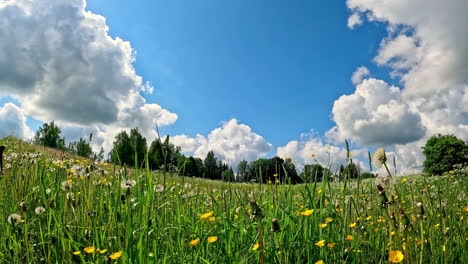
<box><xmin>372</xmin><ymin>148</ymin><xmax>386</xmax><ymax>168</ymax></box>
<box><xmin>401</xmin><ymin>178</ymin><xmax>407</xmax><ymax>183</ymax></box>
<box><xmin>464</xmin><ymin>206</ymin><xmax>468</xmax><ymax>212</ymax></box>
<box><xmin>325</xmin><ymin>217</ymin><xmax>333</xmax><ymax>223</ymax></box>
<box><xmin>35</xmin><ymin>206</ymin><xmax>46</xmax><ymax>215</ymax></box>
<box><xmin>208</xmin><ymin>216</ymin><xmax>216</xmax><ymax>222</ymax></box>
<box><xmin>275</xmin><ymin>179</ymin><xmax>280</xmax><ymax>184</ymax></box>
<box><xmin>365</xmin><ymin>216</ymin><xmax>372</xmax><ymax>221</ymax></box>
<box><xmin>311</xmin><ymin>154</ymin><xmax>316</xmax><ymax>157</ymax></box>
<box><xmin>315</xmin><ymin>240</ymin><xmax>326</xmax><ymax>247</ymax></box>
<box><xmin>84</xmin><ymin>246</ymin><xmax>95</xmax><ymax>254</ymax></box>
<box><xmin>207</xmin><ymin>236</ymin><xmax>218</xmax><ymax>243</ymax></box>
<box><xmin>273</xmin><ymin>173</ymin><xmax>278</xmax><ymax>177</ymax></box>
<box><xmin>61</xmin><ymin>180</ymin><xmax>73</xmax><ymax>191</ymax></box>
<box><xmin>319</xmin><ymin>223</ymin><xmax>327</xmax><ymax>228</ymax></box>
<box><xmin>72</xmin><ymin>251</ymin><xmax>81</xmax><ymax>255</ymax></box>
<box><xmin>97</xmin><ymin>249</ymin><xmax>108</xmax><ymax>254</ymax></box>
<box><xmin>327</xmin><ymin>243</ymin><xmax>336</xmax><ymax>248</ymax></box>
<box><xmin>268</xmin><ymin>180</ymin><xmax>272</xmax><ymax>184</ymax></box>
<box><xmin>252</xmin><ymin>243</ymin><xmax>259</xmax><ymax>251</ymax></box>
<box><xmin>315</xmin><ymin>260</ymin><xmax>324</xmax><ymax>264</ymax></box>
<box><xmin>388</xmin><ymin>250</ymin><xmax>404</xmax><ymax>263</ymax></box>
<box><xmin>299</xmin><ymin>209</ymin><xmax>314</xmax><ymax>216</ymax></box>
<box><xmin>200</xmin><ymin>211</ymin><xmax>214</xmax><ymax>220</ymax></box>
<box><xmin>189</xmin><ymin>238</ymin><xmax>200</xmax><ymax>247</ymax></box>
<box><xmin>121</xmin><ymin>179</ymin><xmax>137</xmax><ymax>191</ymax></box>
<box><xmin>7</xmin><ymin>213</ymin><xmax>22</xmax><ymax>224</ymax></box>
<box><xmin>349</xmin><ymin>222</ymin><xmax>357</xmax><ymax>228</ymax></box>
<box><xmin>109</xmin><ymin>251</ymin><xmax>122</xmax><ymax>260</ymax></box>
<box><xmin>347</xmin><ymin>235</ymin><xmax>354</xmax><ymax>241</ymax></box>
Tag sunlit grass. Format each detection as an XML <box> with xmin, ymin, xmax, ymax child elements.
<box><xmin>0</xmin><ymin>137</ymin><xmax>466</xmax><ymax>263</ymax></box>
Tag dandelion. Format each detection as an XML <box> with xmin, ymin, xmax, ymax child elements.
<box><xmin>315</xmin><ymin>240</ymin><xmax>326</xmax><ymax>247</ymax></box>
<box><xmin>208</xmin><ymin>216</ymin><xmax>216</xmax><ymax>223</ymax></box>
<box><xmin>72</xmin><ymin>251</ymin><xmax>81</xmax><ymax>255</ymax></box>
<box><xmin>35</xmin><ymin>206</ymin><xmax>46</xmax><ymax>215</ymax></box>
<box><xmin>299</xmin><ymin>209</ymin><xmax>314</xmax><ymax>216</ymax></box>
<box><xmin>84</xmin><ymin>246</ymin><xmax>95</xmax><ymax>254</ymax></box>
<box><xmin>61</xmin><ymin>180</ymin><xmax>73</xmax><ymax>191</ymax></box>
<box><xmin>109</xmin><ymin>251</ymin><xmax>122</xmax><ymax>260</ymax></box>
<box><xmin>365</xmin><ymin>216</ymin><xmax>372</xmax><ymax>221</ymax></box>
<box><xmin>349</xmin><ymin>222</ymin><xmax>357</xmax><ymax>228</ymax></box>
<box><xmin>388</xmin><ymin>250</ymin><xmax>404</xmax><ymax>263</ymax></box>
<box><xmin>97</xmin><ymin>249</ymin><xmax>108</xmax><ymax>254</ymax></box>
<box><xmin>121</xmin><ymin>179</ymin><xmax>137</xmax><ymax>191</ymax></box>
<box><xmin>312</xmin><ymin>154</ymin><xmax>316</xmax><ymax>157</ymax></box>
<box><xmin>252</xmin><ymin>243</ymin><xmax>259</xmax><ymax>251</ymax></box>
<box><xmin>325</xmin><ymin>217</ymin><xmax>333</xmax><ymax>223</ymax></box>
<box><xmin>207</xmin><ymin>236</ymin><xmax>218</xmax><ymax>243</ymax></box>
<box><xmin>319</xmin><ymin>223</ymin><xmax>327</xmax><ymax>228</ymax></box>
<box><xmin>347</xmin><ymin>235</ymin><xmax>354</xmax><ymax>241</ymax></box>
<box><xmin>7</xmin><ymin>213</ymin><xmax>22</xmax><ymax>224</ymax></box>
<box><xmin>273</xmin><ymin>173</ymin><xmax>278</xmax><ymax>177</ymax></box>
<box><xmin>372</xmin><ymin>148</ymin><xmax>387</xmax><ymax>169</ymax></box>
<box><xmin>315</xmin><ymin>260</ymin><xmax>324</xmax><ymax>264</ymax></box>
<box><xmin>327</xmin><ymin>243</ymin><xmax>336</xmax><ymax>248</ymax></box>
<box><xmin>189</xmin><ymin>238</ymin><xmax>200</xmax><ymax>247</ymax></box>
<box><xmin>200</xmin><ymin>211</ymin><xmax>214</xmax><ymax>220</ymax></box>
<box><xmin>275</xmin><ymin>179</ymin><xmax>280</xmax><ymax>184</ymax></box>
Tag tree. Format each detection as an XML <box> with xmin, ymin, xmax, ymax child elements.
<box><xmin>129</xmin><ymin>128</ymin><xmax>147</xmax><ymax>167</ymax></box>
<box><xmin>68</xmin><ymin>138</ymin><xmax>93</xmax><ymax>158</ymax></box>
<box><xmin>110</xmin><ymin>130</ymin><xmax>133</xmax><ymax>166</ymax></box>
<box><xmin>342</xmin><ymin>162</ymin><xmax>360</xmax><ymax>180</ymax></box>
<box><xmin>204</xmin><ymin>151</ymin><xmax>218</xmax><ymax>179</ymax></box>
<box><xmin>300</xmin><ymin>164</ymin><xmax>330</xmax><ymax>183</ymax></box>
<box><xmin>148</xmin><ymin>135</ymin><xmax>181</xmax><ymax>171</ymax></box>
<box><xmin>422</xmin><ymin>134</ymin><xmax>468</xmax><ymax>175</ymax></box>
<box><xmin>34</xmin><ymin>121</ymin><xmax>66</xmax><ymax>150</ymax></box>
<box><xmin>222</xmin><ymin>168</ymin><xmax>235</xmax><ymax>182</ymax></box>
<box><xmin>237</xmin><ymin>160</ymin><xmax>249</xmax><ymax>182</ymax></box>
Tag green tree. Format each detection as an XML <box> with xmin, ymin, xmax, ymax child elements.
<box><xmin>68</xmin><ymin>138</ymin><xmax>93</xmax><ymax>158</ymax></box>
<box><xmin>422</xmin><ymin>134</ymin><xmax>468</xmax><ymax>175</ymax></box>
<box><xmin>342</xmin><ymin>162</ymin><xmax>360</xmax><ymax>180</ymax></box>
<box><xmin>222</xmin><ymin>168</ymin><xmax>235</xmax><ymax>182</ymax></box>
<box><xmin>237</xmin><ymin>160</ymin><xmax>249</xmax><ymax>182</ymax></box>
<box><xmin>300</xmin><ymin>164</ymin><xmax>330</xmax><ymax>183</ymax></box>
<box><xmin>129</xmin><ymin>128</ymin><xmax>147</xmax><ymax>167</ymax></box>
<box><xmin>148</xmin><ymin>135</ymin><xmax>181</xmax><ymax>171</ymax></box>
<box><xmin>110</xmin><ymin>130</ymin><xmax>133</xmax><ymax>166</ymax></box>
<box><xmin>204</xmin><ymin>151</ymin><xmax>218</xmax><ymax>179</ymax></box>
<box><xmin>34</xmin><ymin>121</ymin><xmax>66</xmax><ymax>150</ymax></box>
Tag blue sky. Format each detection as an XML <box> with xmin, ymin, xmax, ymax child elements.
<box><xmin>85</xmin><ymin>0</ymin><xmax>386</xmax><ymax>146</ymax></box>
<box><xmin>2</xmin><ymin>0</ymin><xmax>466</xmax><ymax>174</ymax></box>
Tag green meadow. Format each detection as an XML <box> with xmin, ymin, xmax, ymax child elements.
<box><xmin>0</xmin><ymin>137</ymin><xmax>466</xmax><ymax>264</ymax></box>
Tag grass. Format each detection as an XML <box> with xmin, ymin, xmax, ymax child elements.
<box><xmin>0</xmin><ymin>136</ymin><xmax>466</xmax><ymax>263</ymax></box>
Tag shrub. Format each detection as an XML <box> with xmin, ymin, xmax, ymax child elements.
<box><xmin>422</xmin><ymin>134</ymin><xmax>468</xmax><ymax>175</ymax></box>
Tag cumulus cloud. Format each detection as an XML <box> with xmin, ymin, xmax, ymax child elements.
<box><xmin>192</xmin><ymin>119</ymin><xmax>272</xmax><ymax>168</ymax></box>
<box><xmin>347</xmin><ymin>12</ymin><xmax>362</xmax><ymax>29</ymax></box>
<box><xmin>276</xmin><ymin>133</ymin><xmax>369</xmax><ymax>172</ymax></box>
<box><xmin>328</xmin><ymin>78</ymin><xmax>426</xmax><ymax>146</ymax></box>
<box><xmin>0</xmin><ymin>0</ymin><xmax>177</xmax><ymax>150</ymax></box>
<box><xmin>171</xmin><ymin>135</ymin><xmax>198</xmax><ymax>153</ymax></box>
<box><xmin>0</xmin><ymin>103</ymin><xmax>33</xmax><ymax>140</ymax></box>
<box><xmin>351</xmin><ymin>66</ymin><xmax>370</xmax><ymax>85</ymax></box>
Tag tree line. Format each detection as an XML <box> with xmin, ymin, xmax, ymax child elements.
<box><xmin>32</xmin><ymin>121</ymin><xmax>468</xmax><ymax>182</ymax></box>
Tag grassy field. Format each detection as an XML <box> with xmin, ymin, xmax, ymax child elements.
<box><xmin>0</xmin><ymin>137</ymin><xmax>466</xmax><ymax>263</ymax></box>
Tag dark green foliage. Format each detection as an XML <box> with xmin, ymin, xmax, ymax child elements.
<box><xmin>360</xmin><ymin>172</ymin><xmax>375</xmax><ymax>179</ymax></box>
<box><xmin>110</xmin><ymin>128</ymin><xmax>147</xmax><ymax>167</ymax></box>
<box><xmin>341</xmin><ymin>162</ymin><xmax>360</xmax><ymax>180</ymax></box>
<box><xmin>148</xmin><ymin>135</ymin><xmax>181</xmax><ymax>171</ymax></box>
<box><xmin>204</xmin><ymin>151</ymin><xmax>218</xmax><ymax>179</ymax></box>
<box><xmin>245</xmin><ymin>157</ymin><xmax>301</xmax><ymax>184</ymax></box>
<box><xmin>34</xmin><ymin>121</ymin><xmax>66</xmax><ymax>150</ymax></box>
<box><xmin>300</xmin><ymin>164</ymin><xmax>331</xmax><ymax>182</ymax></box>
<box><xmin>422</xmin><ymin>134</ymin><xmax>468</xmax><ymax>175</ymax></box>
<box><xmin>182</xmin><ymin>156</ymin><xmax>204</xmax><ymax>177</ymax></box>
<box><xmin>237</xmin><ymin>160</ymin><xmax>249</xmax><ymax>182</ymax></box>
<box><xmin>68</xmin><ymin>138</ymin><xmax>93</xmax><ymax>158</ymax></box>
<box><xmin>222</xmin><ymin>168</ymin><xmax>235</xmax><ymax>182</ymax></box>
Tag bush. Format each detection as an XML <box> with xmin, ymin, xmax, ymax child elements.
<box><xmin>360</xmin><ymin>172</ymin><xmax>375</xmax><ymax>179</ymax></box>
<box><xmin>422</xmin><ymin>134</ymin><xmax>468</xmax><ymax>175</ymax></box>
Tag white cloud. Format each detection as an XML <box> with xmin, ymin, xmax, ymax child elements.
<box><xmin>0</xmin><ymin>103</ymin><xmax>33</xmax><ymax>140</ymax></box>
<box><xmin>351</xmin><ymin>66</ymin><xmax>370</xmax><ymax>85</ymax></box>
<box><xmin>0</xmin><ymin>0</ymin><xmax>177</xmax><ymax>151</ymax></box>
<box><xmin>329</xmin><ymin>78</ymin><xmax>426</xmax><ymax>146</ymax></box>
<box><xmin>171</xmin><ymin>134</ymin><xmax>198</xmax><ymax>153</ymax></box>
<box><xmin>347</xmin><ymin>12</ymin><xmax>363</xmax><ymax>29</ymax></box>
<box><xmin>193</xmin><ymin>119</ymin><xmax>272</xmax><ymax>168</ymax></box>
<box><xmin>277</xmin><ymin>133</ymin><xmax>369</xmax><ymax>172</ymax></box>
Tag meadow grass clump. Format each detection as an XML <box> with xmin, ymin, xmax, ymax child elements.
<box><xmin>0</xmin><ymin>137</ymin><xmax>466</xmax><ymax>263</ymax></box>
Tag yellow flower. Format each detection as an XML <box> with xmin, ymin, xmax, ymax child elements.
<box><xmin>463</xmin><ymin>206</ymin><xmax>468</xmax><ymax>212</ymax></box>
<box><xmin>252</xmin><ymin>243</ymin><xmax>259</xmax><ymax>251</ymax></box>
<box><xmin>325</xmin><ymin>217</ymin><xmax>333</xmax><ymax>223</ymax></box>
<box><xmin>401</xmin><ymin>178</ymin><xmax>407</xmax><ymax>183</ymax></box>
<box><xmin>315</xmin><ymin>240</ymin><xmax>326</xmax><ymax>247</ymax></box>
<box><xmin>449</xmin><ymin>170</ymin><xmax>454</xmax><ymax>174</ymax></box>
<box><xmin>365</xmin><ymin>216</ymin><xmax>372</xmax><ymax>221</ymax></box>
<box><xmin>311</xmin><ymin>154</ymin><xmax>316</xmax><ymax>157</ymax></box>
<box><xmin>315</xmin><ymin>260</ymin><xmax>324</xmax><ymax>264</ymax></box>
<box><xmin>268</xmin><ymin>180</ymin><xmax>272</xmax><ymax>184</ymax></box>
<box><xmin>200</xmin><ymin>211</ymin><xmax>214</xmax><ymax>220</ymax></box>
<box><xmin>109</xmin><ymin>251</ymin><xmax>122</xmax><ymax>260</ymax></box>
<box><xmin>347</xmin><ymin>235</ymin><xmax>354</xmax><ymax>241</ymax></box>
<box><xmin>97</xmin><ymin>249</ymin><xmax>108</xmax><ymax>254</ymax></box>
<box><xmin>299</xmin><ymin>209</ymin><xmax>314</xmax><ymax>216</ymax></box>
<box><xmin>327</xmin><ymin>243</ymin><xmax>336</xmax><ymax>248</ymax></box>
<box><xmin>208</xmin><ymin>216</ymin><xmax>216</xmax><ymax>222</ymax></box>
<box><xmin>349</xmin><ymin>222</ymin><xmax>357</xmax><ymax>228</ymax></box>
<box><xmin>103</xmin><ymin>162</ymin><xmax>109</xmax><ymax>166</ymax></box>
<box><xmin>273</xmin><ymin>173</ymin><xmax>278</xmax><ymax>177</ymax></box>
<box><xmin>275</xmin><ymin>179</ymin><xmax>280</xmax><ymax>184</ymax></box>
<box><xmin>72</xmin><ymin>251</ymin><xmax>81</xmax><ymax>255</ymax></box>
<box><xmin>189</xmin><ymin>238</ymin><xmax>200</xmax><ymax>247</ymax></box>
<box><xmin>207</xmin><ymin>236</ymin><xmax>218</xmax><ymax>243</ymax></box>
<box><xmin>319</xmin><ymin>223</ymin><xmax>327</xmax><ymax>228</ymax></box>
<box><xmin>327</xmin><ymin>146</ymin><xmax>331</xmax><ymax>149</ymax></box>
<box><xmin>84</xmin><ymin>246</ymin><xmax>95</xmax><ymax>254</ymax></box>
<box><xmin>388</xmin><ymin>250</ymin><xmax>404</xmax><ymax>263</ymax></box>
